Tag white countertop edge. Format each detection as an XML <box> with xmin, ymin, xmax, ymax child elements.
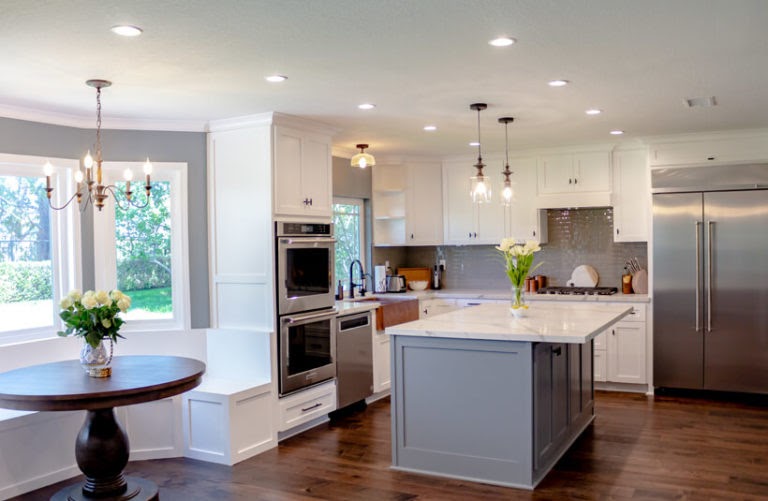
<box><xmin>335</xmin><ymin>300</ymin><xmax>380</xmax><ymax>316</ymax></box>
<box><xmin>386</xmin><ymin>303</ymin><xmax>633</xmax><ymax>344</ymax></box>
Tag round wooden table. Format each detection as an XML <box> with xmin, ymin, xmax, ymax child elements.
<box><xmin>0</xmin><ymin>355</ymin><xmax>205</xmax><ymax>500</ymax></box>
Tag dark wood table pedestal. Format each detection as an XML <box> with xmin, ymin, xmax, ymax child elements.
<box><xmin>52</xmin><ymin>408</ymin><xmax>158</xmax><ymax>501</ymax></box>
<box><xmin>0</xmin><ymin>356</ymin><xmax>205</xmax><ymax>501</ymax></box>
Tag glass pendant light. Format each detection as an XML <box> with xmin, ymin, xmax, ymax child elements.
<box><xmin>469</xmin><ymin>103</ymin><xmax>491</xmax><ymax>203</ymax></box>
<box><xmin>351</xmin><ymin>143</ymin><xmax>376</xmax><ymax>169</ymax></box>
<box><xmin>499</xmin><ymin>117</ymin><xmax>515</xmax><ymax>206</ymax></box>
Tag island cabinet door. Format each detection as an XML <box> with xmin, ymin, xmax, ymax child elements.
<box><xmin>533</xmin><ymin>343</ymin><xmax>569</xmax><ymax>470</ymax></box>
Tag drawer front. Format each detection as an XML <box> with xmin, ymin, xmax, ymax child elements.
<box><xmin>620</xmin><ymin>304</ymin><xmax>646</xmax><ymax>322</ymax></box>
<box><xmin>278</xmin><ymin>381</ymin><xmax>336</xmax><ymax>432</ymax></box>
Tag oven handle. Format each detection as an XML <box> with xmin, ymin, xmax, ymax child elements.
<box><xmin>282</xmin><ymin>309</ymin><xmax>338</xmax><ymax>324</ymax></box>
<box><xmin>279</xmin><ymin>237</ymin><xmax>336</xmax><ymax>245</ymax></box>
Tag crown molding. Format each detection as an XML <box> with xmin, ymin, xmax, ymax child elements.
<box><xmin>0</xmin><ymin>103</ymin><xmax>205</xmax><ymax>132</ymax></box>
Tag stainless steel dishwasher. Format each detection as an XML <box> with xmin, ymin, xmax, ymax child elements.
<box><xmin>335</xmin><ymin>310</ymin><xmax>373</xmax><ymax>409</ymax></box>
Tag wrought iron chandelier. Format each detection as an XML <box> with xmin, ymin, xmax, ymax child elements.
<box><xmin>469</xmin><ymin>103</ymin><xmax>491</xmax><ymax>203</ymax></box>
<box><xmin>44</xmin><ymin>79</ymin><xmax>153</xmax><ymax>212</ymax></box>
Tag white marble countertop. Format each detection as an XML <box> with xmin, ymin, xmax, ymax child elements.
<box><xmin>335</xmin><ymin>300</ymin><xmax>380</xmax><ymax>316</ymax></box>
<box><xmin>386</xmin><ymin>302</ymin><xmax>633</xmax><ymax>343</ymax></box>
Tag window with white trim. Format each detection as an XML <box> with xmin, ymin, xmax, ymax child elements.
<box><xmin>0</xmin><ymin>153</ymin><xmax>81</xmax><ymax>344</ymax></box>
<box><xmin>93</xmin><ymin>161</ymin><xmax>190</xmax><ymax>332</ymax></box>
<box><xmin>333</xmin><ymin>197</ymin><xmax>366</xmax><ymax>290</ymax></box>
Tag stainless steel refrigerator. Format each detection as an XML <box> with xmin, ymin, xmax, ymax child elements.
<box><xmin>653</xmin><ymin>164</ymin><xmax>768</xmax><ymax>393</ymax></box>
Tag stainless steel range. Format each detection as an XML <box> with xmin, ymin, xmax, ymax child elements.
<box><xmin>537</xmin><ymin>286</ymin><xmax>618</xmax><ymax>295</ymax></box>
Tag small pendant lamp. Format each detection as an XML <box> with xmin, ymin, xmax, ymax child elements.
<box><xmin>469</xmin><ymin>103</ymin><xmax>491</xmax><ymax>203</ymax></box>
<box><xmin>351</xmin><ymin>144</ymin><xmax>376</xmax><ymax>169</ymax></box>
<box><xmin>499</xmin><ymin>117</ymin><xmax>515</xmax><ymax>206</ymax></box>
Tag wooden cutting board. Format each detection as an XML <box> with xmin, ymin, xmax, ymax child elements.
<box><xmin>397</xmin><ymin>267</ymin><xmax>431</xmax><ymax>288</ymax></box>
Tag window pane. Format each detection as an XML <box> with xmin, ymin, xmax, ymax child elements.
<box><xmin>0</xmin><ymin>175</ymin><xmax>53</xmax><ymax>331</ymax></box>
<box><xmin>115</xmin><ymin>181</ymin><xmax>172</xmax><ymax>320</ymax></box>
<box><xmin>333</xmin><ymin>202</ymin><xmax>362</xmax><ymax>286</ymax></box>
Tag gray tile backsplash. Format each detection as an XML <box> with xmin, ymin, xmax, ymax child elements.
<box><xmin>373</xmin><ymin>207</ymin><xmax>647</xmax><ymax>291</ymax></box>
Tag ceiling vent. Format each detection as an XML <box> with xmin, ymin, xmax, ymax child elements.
<box><xmin>684</xmin><ymin>96</ymin><xmax>717</xmax><ymax>108</ymax></box>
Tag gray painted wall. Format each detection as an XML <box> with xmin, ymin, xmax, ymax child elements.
<box><xmin>332</xmin><ymin>155</ymin><xmax>371</xmax><ymax>199</ymax></box>
<box><xmin>0</xmin><ymin>117</ymin><xmax>209</xmax><ymax>328</ymax></box>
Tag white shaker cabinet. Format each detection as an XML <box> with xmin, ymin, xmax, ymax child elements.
<box><xmin>537</xmin><ymin>151</ymin><xmax>611</xmax><ymax>194</ymax></box>
<box><xmin>503</xmin><ymin>157</ymin><xmax>548</xmax><ymax>244</ymax></box>
<box><xmin>612</xmin><ymin>149</ymin><xmax>649</xmax><ymax>242</ymax></box>
<box><xmin>405</xmin><ymin>162</ymin><xmax>443</xmax><ymax>245</ymax></box>
<box><xmin>593</xmin><ymin>303</ymin><xmax>647</xmax><ymax>386</ymax></box>
<box><xmin>273</xmin><ymin>125</ymin><xmax>333</xmax><ymax>219</ymax></box>
<box><xmin>442</xmin><ymin>160</ymin><xmax>505</xmax><ymax>245</ymax></box>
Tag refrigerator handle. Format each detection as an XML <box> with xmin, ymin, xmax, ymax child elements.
<box><xmin>707</xmin><ymin>220</ymin><xmax>715</xmax><ymax>332</ymax></box>
<box><xmin>695</xmin><ymin>221</ymin><xmax>702</xmax><ymax>332</ymax></box>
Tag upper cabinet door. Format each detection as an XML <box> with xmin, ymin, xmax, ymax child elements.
<box><xmin>273</xmin><ymin>126</ymin><xmax>333</xmax><ymax>220</ymax></box>
<box><xmin>612</xmin><ymin>149</ymin><xmax>649</xmax><ymax>242</ymax></box>
<box><xmin>537</xmin><ymin>154</ymin><xmax>574</xmax><ymax>194</ymax></box>
<box><xmin>442</xmin><ymin>161</ymin><xmax>476</xmax><ymax>245</ymax></box>
<box><xmin>301</xmin><ymin>134</ymin><xmax>332</xmax><ymax>217</ymax></box>
<box><xmin>504</xmin><ymin>157</ymin><xmax>547</xmax><ymax>243</ymax></box>
<box><xmin>573</xmin><ymin>151</ymin><xmax>611</xmax><ymax>192</ymax></box>
<box><xmin>273</xmin><ymin>128</ymin><xmax>306</xmax><ymax>216</ymax></box>
<box><xmin>406</xmin><ymin>162</ymin><xmax>443</xmax><ymax>245</ymax></box>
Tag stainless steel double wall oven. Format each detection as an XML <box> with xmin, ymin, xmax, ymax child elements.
<box><xmin>275</xmin><ymin>222</ymin><xmax>337</xmax><ymax>396</ymax></box>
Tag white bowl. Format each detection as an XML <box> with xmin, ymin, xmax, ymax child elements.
<box><xmin>408</xmin><ymin>280</ymin><xmax>429</xmax><ymax>291</ymax></box>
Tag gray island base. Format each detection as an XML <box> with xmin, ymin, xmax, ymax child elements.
<box><xmin>386</xmin><ymin>302</ymin><xmax>632</xmax><ymax>490</ymax></box>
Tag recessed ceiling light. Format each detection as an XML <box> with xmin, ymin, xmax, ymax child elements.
<box><xmin>358</xmin><ymin>103</ymin><xmax>376</xmax><ymax>110</ymax></box>
<box><xmin>610</xmin><ymin>130</ymin><xmax>624</xmax><ymax>135</ymax></box>
<box><xmin>265</xmin><ymin>75</ymin><xmax>287</xmax><ymax>83</ymax></box>
<box><xmin>548</xmin><ymin>79</ymin><xmax>569</xmax><ymax>87</ymax></box>
<box><xmin>423</xmin><ymin>125</ymin><xmax>437</xmax><ymax>131</ymax></box>
<box><xmin>489</xmin><ymin>37</ymin><xmax>516</xmax><ymax>47</ymax></box>
<box><xmin>111</xmin><ymin>25</ymin><xmax>143</xmax><ymax>37</ymax></box>
<box><xmin>585</xmin><ymin>109</ymin><xmax>602</xmax><ymax>115</ymax></box>
<box><xmin>469</xmin><ymin>142</ymin><xmax>480</xmax><ymax>147</ymax></box>
<box><xmin>684</xmin><ymin>96</ymin><xmax>717</xmax><ymax>108</ymax></box>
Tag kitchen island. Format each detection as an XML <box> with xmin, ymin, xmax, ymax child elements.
<box><xmin>386</xmin><ymin>302</ymin><xmax>632</xmax><ymax>490</ymax></box>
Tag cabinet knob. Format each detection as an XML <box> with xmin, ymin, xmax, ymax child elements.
<box><xmin>616</xmin><ymin>228</ymin><xmax>620</xmax><ymax>235</ymax></box>
<box><xmin>309</xmin><ymin>198</ymin><xmax>313</xmax><ymax>206</ymax></box>
<box><xmin>473</xmin><ymin>232</ymin><xmax>477</xmax><ymax>238</ymax></box>
<box><xmin>612</xmin><ymin>329</ymin><xmax>615</xmax><ymax>335</ymax></box>
<box><xmin>532</xmin><ymin>230</ymin><xmax>536</xmax><ymax>237</ymax></box>
<box><xmin>423</xmin><ymin>308</ymin><xmax>428</xmax><ymax>315</ymax></box>
<box><xmin>411</xmin><ymin>233</ymin><xmax>414</xmax><ymax>239</ymax></box>
<box><xmin>569</xmin><ymin>178</ymin><xmax>572</xmax><ymax>184</ymax></box>
<box><xmin>552</xmin><ymin>346</ymin><xmax>562</xmax><ymax>356</ymax></box>
<box><xmin>574</xmin><ymin>178</ymin><xmax>578</xmax><ymax>184</ymax></box>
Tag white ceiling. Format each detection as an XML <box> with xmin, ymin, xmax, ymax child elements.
<box><xmin>1</xmin><ymin>0</ymin><xmax>766</xmax><ymax>158</ymax></box>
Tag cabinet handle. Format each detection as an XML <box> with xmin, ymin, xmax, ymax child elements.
<box><xmin>574</xmin><ymin>178</ymin><xmax>578</xmax><ymax>184</ymax></box>
<box><xmin>612</xmin><ymin>329</ymin><xmax>615</xmax><ymax>336</ymax></box>
<box><xmin>616</xmin><ymin>228</ymin><xmax>620</xmax><ymax>235</ymax></box>
<box><xmin>473</xmin><ymin>232</ymin><xmax>477</xmax><ymax>238</ymax></box>
<box><xmin>532</xmin><ymin>230</ymin><xmax>536</xmax><ymax>237</ymax></box>
<box><xmin>423</xmin><ymin>308</ymin><xmax>428</xmax><ymax>315</ymax></box>
<box><xmin>468</xmin><ymin>232</ymin><xmax>472</xmax><ymax>238</ymax></box>
<box><xmin>309</xmin><ymin>198</ymin><xmax>313</xmax><ymax>206</ymax></box>
<box><xmin>411</xmin><ymin>233</ymin><xmax>414</xmax><ymax>239</ymax></box>
<box><xmin>301</xmin><ymin>402</ymin><xmax>323</xmax><ymax>413</ymax></box>
<box><xmin>552</xmin><ymin>346</ymin><xmax>562</xmax><ymax>356</ymax></box>
<box><xmin>568</xmin><ymin>178</ymin><xmax>572</xmax><ymax>184</ymax></box>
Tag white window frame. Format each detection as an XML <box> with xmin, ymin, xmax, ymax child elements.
<box><xmin>0</xmin><ymin>153</ymin><xmax>82</xmax><ymax>345</ymax></box>
<box><xmin>333</xmin><ymin>196</ymin><xmax>367</xmax><ymax>278</ymax></box>
<box><xmin>93</xmin><ymin>161</ymin><xmax>190</xmax><ymax>333</ymax></box>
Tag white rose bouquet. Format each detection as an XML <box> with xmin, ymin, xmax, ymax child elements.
<box><xmin>496</xmin><ymin>239</ymin><xmax>543</xmax><ymax>311</ymax></box>
<box><xmin>57</xmin><ymin>289</ymin><xmax>131</xmax><ymax>347</ymax></box>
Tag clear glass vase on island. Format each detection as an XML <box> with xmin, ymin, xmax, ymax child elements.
<box><xmin>496</xmin><ymin>239</ymin><xmax>543</xmax><ymax>318</ymax></box>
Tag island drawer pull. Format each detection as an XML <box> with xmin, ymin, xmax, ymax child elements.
<box><xmin>551</xmin><ymin>346</ymin><xmax>562</xmax><ymax>356</ymax></box>
<box><xmin>301</xmin><ymin>402</ymin><xmax>323</xmax><ymax>413</ymax></box>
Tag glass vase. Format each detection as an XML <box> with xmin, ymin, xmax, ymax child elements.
<box><xmin>80</xmin><ymin>338</ymin><xmax>113</xmax><ymax>377</ymax></box>
<box><xmin>510</xmin><ymin>284</ymin><xmax>528</xmax><ymax>318</ymax></box>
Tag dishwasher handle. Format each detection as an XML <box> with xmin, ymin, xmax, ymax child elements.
<box><xmin>338</xmin><ymin>313</ymin><xmax>371</xmax><ymax>332</ymax></box>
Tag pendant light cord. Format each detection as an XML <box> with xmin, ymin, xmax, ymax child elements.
<box><xmin>476</xmin><ymin>107</ymin><xmax>482</xmax><ymax>162</ymax></box>
<box><xmin>504</xmin><ymin>121</ymin><xmax>509</xmax><ymax>167</ymax></box>
<box><xmin>95</xmin><ymin>86</ymin><xmax>102</xmax><ymax>164</ymax></box>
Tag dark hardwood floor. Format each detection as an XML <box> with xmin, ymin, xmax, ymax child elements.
<box><xmin>14</xmin><ymin>391</ymin><xmax>768</xmax><ymax>500</ymax></box>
